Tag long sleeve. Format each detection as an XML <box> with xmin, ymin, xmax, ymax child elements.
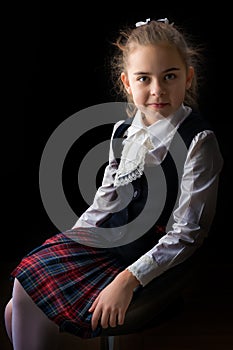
<box><xmin>127</xmin><ymin>130</ymin><xmax>224</xmax><ymax>286</ymax></box>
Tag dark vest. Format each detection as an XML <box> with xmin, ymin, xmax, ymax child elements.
<box><xmin>100</xmin><ymin>111</ymin><xmax>212</xmax><ymax>264</ymax></box>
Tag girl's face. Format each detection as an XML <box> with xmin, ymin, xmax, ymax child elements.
<box><xmin>121</xmin><ymin>44</ymin><xmax>194</xmax><ymax>125</ymax></box>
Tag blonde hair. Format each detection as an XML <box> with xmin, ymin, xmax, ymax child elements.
<box><xmin>110</xmin><ymin>20</ymin><xmax>204</xmax><ymax>117</ymax></box>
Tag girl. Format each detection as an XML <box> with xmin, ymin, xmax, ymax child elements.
<box><xmin>4</xmin><ymin>18</ymin><xmax>223</xmax><ymax>349</ymax></box>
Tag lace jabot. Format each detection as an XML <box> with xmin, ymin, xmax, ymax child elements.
<box><xmin>114</xmin><ymin>127</ymin><xmax>154</xmax><ymax>186</ymax></box>
<box><xmin>114</xmin><ymin>106</ymin><xmax>191</xmax><ymax>187</ymax></box>
<box><xmin>114</xmin><ymin>109</ymin><xmax>156</xmax><ymax>187</ymax></box>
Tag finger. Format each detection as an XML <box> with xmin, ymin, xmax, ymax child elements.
<box><xmin>109</xmin><ymin>310</ymin><xmax>118</xmax><ymax>328</ymax></box>
<box><xmin>117</xmin><ymin>309</ymin><xmax>125</xmax><ymax>326</ymax></box>
<box><xmin>100</xmin><ymin>309</ymin><xmax>111</xmax><ymax>329</ymax></box>
<box><xmin>91</xmin><ymin>306</ymin><xmax>102</xmax><ymax>331</ymax></box>
<box><xmin>88</xmin><ymin>303</ymin><xmax>95</xmax><ymax>312</ymax></box>
<box><xmin>88</xmin><ymin>295</ymin><xmax>100</xmax><ymax>312</ymax></box>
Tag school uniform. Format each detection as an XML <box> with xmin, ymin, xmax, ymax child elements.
<box><xmin>11</xmin><ymin>104</ymin><xmax>223</xmax><ymax>338</ymax></box>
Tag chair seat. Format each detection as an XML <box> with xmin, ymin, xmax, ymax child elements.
<box><xmin>100</xmin><ymin>247</ymin><xmax>205</xmax><ymax>349</ymax></box>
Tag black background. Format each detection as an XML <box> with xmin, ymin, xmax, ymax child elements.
<box><xmin>2</xmin><ymin>2</ymin><xmax>230</xmax><ymax>261</ymax></box>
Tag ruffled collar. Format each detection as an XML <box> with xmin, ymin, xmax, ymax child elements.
<box><xmin>114</xmin><ymin>104</ymin><xmax>191</xmax><ymax>187</ymax></box>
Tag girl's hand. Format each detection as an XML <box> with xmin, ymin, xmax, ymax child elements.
<box><xmin>88</xmin><ymin>269</ymin><xmax>140</xmax><ymax>331</ymax></box>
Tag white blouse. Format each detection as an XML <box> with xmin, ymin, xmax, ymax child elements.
<box><xmin>71</xmin><ymin>104</ymin><xmax>224</xmax><ymax>286</ymax></box>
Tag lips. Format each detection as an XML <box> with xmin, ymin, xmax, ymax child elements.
<box><xmin>149</xmin><ymin>103</ymin><xmax>168</xmax><ymax>108</ymax></box>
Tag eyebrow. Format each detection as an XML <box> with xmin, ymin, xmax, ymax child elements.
<box><xmin>133</xmin><ymin>67</ymin><xmax>180</xmax><ymax>75</ymax></box>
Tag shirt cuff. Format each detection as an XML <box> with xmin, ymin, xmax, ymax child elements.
<box><xmin>127</xmin><ymin>254</ymin><xmax>161</xmax><ymax>287</ymax></box>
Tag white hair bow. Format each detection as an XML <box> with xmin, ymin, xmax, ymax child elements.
<box><xmin>135</xmin><ymin>18</ymin><xmax>150</xmax><ymax>27</ymax></box>
<box><xmin>135</xmin><ymin>17</ymin><xmax>169</xmax><ymax>27</ymax></box>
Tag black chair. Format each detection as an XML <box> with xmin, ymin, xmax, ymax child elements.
<box><xmin>99</xmin><ymin>247</ymin><xmax>205</xmax><ymax>350</ymax></box>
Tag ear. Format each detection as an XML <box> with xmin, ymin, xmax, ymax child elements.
<box><xmin>186</xmin><ymin>66</ymin><xmax>195</xmax><ymax>89</ymax></box>
<box><xmin>121</xmin><ymin>72</ymin><xmax>131</xmax><ymax>95</ymax></box>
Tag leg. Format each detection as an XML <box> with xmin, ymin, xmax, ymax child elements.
<box><xmin>4</xmin><ymin>298</ymin><xmax>13</xmax><ymax>343</ymax></box>
<box><xmin>11</xmin><ymin>278</ymin><xmax>60</xmax><ymax>350</ymax></box>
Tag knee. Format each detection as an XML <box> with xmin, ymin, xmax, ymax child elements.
<box><xmin>12</xmin><ymin>278</ymin><xmax>31</xmax><ymax>307</ymax></box>
<box><xmin>4</xmin><ymin>299</ymin><xmax>13</xmax><ymax>343</ymax></box>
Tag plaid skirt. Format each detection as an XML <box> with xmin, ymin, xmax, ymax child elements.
<box><xmin>10</xmin><ymin>232</ymin><xmax>126</xmax><ymax>339</ymax></box>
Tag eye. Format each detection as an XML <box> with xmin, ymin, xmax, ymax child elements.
<box><xmin>137</xmin><ymin>76</ymin><xmax>149</xmax><ymax>83</ymax></box>
<box><xmin>164</xmin><ymin>73</ymin><xmax>176</xmax><ymax>81</ymax></box>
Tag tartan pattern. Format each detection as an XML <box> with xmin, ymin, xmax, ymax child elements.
<box><xmin>11</xmin><ymin>232</ymin><xmax>125</xmax><ymax>338</ymax></box>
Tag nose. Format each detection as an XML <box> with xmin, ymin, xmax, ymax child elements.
<box><xmin>150</xmin><ymin>80</ymin><xmax>164</xmax><ymax>97</ymax></box>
